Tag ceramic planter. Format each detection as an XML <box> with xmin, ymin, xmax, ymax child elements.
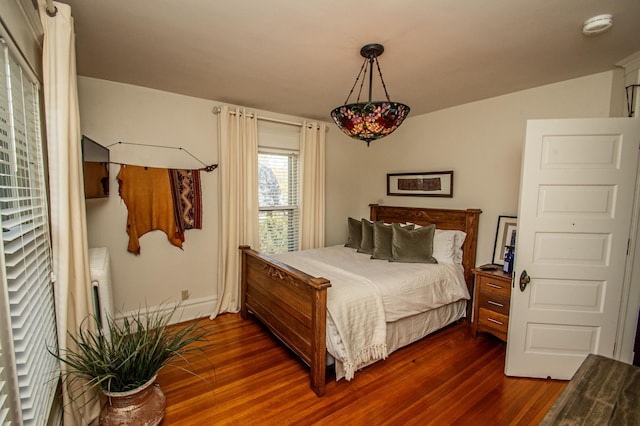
<box><xmin>99</xmin><ymin>375</ymin><xmax>166</xmax><ymax>426</ymax></box>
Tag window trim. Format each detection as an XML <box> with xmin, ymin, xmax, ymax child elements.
<box><xmin>258</xmin><ymin>150</ymin><xmax>300</xmax><ymax>254</ymax></box>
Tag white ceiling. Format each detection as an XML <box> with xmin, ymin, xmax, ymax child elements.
<box><xmin>57</xmin><ymin>0</ymin><xmax>640</xmax><ymax>122</ymax></box>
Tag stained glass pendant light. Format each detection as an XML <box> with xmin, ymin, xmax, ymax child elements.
<box><xmin>331</xmin><ymin>43</ymin><xmax>410</xmax><ymax>146</ymax></box>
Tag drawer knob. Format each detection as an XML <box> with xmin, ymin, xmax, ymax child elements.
<box><xmin>487</xmin><ymin>283</ymin><xmax>502</xmax><ymax>289</ymax></box>
<box><xmin>488</xmin><ymin>300</ymin><xmax>504</xmax><ymax>308</ymax></box>
<box><xmin>487</xmin><ymin>317</ymin><xmax>504</xmax><ymax>326</ymax></box>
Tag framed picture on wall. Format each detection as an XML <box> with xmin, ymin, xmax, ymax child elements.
<box><xmin>387</xmin><ymin>171</ymin><xmax>454</xmax><ymax>197</ymax></box>
<box><xmin>492</xmin><ymin>215</ymin><xmax>517</xmax><ymax>265</ymax></box>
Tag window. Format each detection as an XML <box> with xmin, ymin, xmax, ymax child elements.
<box><xmin>0</xmin><ymin>37</ymin><xmax>59</xmax><ymax>425</ymax></box>
<box><xmin>258</xmin><ymin>151</ymin><xmax>300</xmax><ymax>254</ymax></box>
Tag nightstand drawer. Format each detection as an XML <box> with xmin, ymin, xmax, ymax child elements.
<box><xmin>478</xmin><ymin>308</ymin><xmax>509</xmax><ymax>335</ymax></box>
<box><xmin>477</xmin><ymin>275</ymin><xmax>511</xmax><ymax>297</ymax></box>
<box><xmin>477</xmin><ymin>291</ymin><xmax>510</xmax><ymax>316</ymax></box>
<box><xmin>472</xmin><ymin>267</ymin><xmax>512</xmax><ymax>342</ymax></box>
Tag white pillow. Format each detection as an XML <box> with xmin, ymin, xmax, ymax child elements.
<box><xmin>406</xmin><ymin>223</ymin><xmax>466</xmax><ymax>264</ymax></box>
<box><xmin>451</xmin><ymin>230</ymin><xmax>466</xmax><ymax>264</ymax></box>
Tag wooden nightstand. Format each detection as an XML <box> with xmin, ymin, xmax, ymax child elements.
<box><xmin>472</xmin><ymin>266</ymin><xmax>512</xmax><ymax>342</ymax></box>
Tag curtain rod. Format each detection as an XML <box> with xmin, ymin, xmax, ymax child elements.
<box><xmin>45</xmin><ymin>0</ymin><xmax>57</xmax><ymax>16</ymax></box>
<box><xmin>211</xmin><ymin>106</ymin><xmax>328</xmax><ymax>131</ymax></box>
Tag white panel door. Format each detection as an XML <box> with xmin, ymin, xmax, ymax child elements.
<box><xmin>505</xmin><ymin>118</ymin><xmax>640</xmax><ymax>379</ymax></box>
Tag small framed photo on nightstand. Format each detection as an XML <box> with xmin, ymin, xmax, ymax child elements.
<box><xmin>492</xmin><ymin>215</ymin><xmax>517</xmax><ymax>265</ymax></box>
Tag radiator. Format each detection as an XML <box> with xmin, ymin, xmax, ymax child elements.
<box><xmin>88</xmin><ymin>247</ymin><xmax>114</xmax><ymax>340</ymax></box>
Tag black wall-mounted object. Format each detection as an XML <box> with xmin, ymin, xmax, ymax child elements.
<box><xmin>81</xmin><ymin>135</ymin><xmax>109</xmax><ymax>199</ymax></box>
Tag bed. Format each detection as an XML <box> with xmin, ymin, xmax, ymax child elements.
<box><xmin>240</xmin><ymin>204</ymin><xmax>481</xmax><ymax>396</ymax></box>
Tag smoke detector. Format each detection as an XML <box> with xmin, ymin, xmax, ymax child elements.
<box><xmin>582</xmin><ymin>14</ymin><xmax>613</xmax><ymax>35</ymax></box>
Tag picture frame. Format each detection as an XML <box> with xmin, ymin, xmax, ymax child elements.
<box><xmin>387</xmin><ymin>171</ymin><xmax>454</xmax><ymax>197</ymax></box>
<box><xmin>492</xmin><ymin>215</ymin><xmax>517</xmax><ymax>265</ymax></box>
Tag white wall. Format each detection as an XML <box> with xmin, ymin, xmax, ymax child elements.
<box><xmin>79</xmin><ymin>77</ymin><xmax>219</xmax><ymax>318</ymax></box>
<box><xmin>324</xmin><ymin>70</ymin><xmax>620</xmax><ymax>266</ymax></box>
<box><xmin>79</xmin><ymin>70</ymin><xmax>619</xmax><ymax>318</ymax></box>
<box><xmin>79</xmin><ymin>77</ymin><xmax>340</xmax><ymax>318</ymax></box>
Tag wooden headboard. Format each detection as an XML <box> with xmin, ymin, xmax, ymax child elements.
<box><xmin>370</xmin><ymin>204</ymin><xmax>482</xmax><ymax>314</ymax></box>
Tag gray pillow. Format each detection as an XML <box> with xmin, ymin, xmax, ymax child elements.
<box><xmin>372</xmin><ymin>222</ymin><xmax>414</xmax><ymax>260</ymax></box>
<box><xmin>391</xmin><ymin>223</ymin><xmax>438</xmax><ymax>264</ymax></box>
<box><xmin>344</xmin><ymin>217</ymin><xmax>362</xmax><ymax>249</ymax></box>
<box><xmin>357</xmin><ymin>219</ymin><xmax>374</xmax><ymax>255</ymax></box>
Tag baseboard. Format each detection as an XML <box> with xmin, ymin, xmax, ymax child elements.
<box><xmin>114</xmin><ymin>296</ymin><xmax>217</xmax><ymax>325</ymax></box>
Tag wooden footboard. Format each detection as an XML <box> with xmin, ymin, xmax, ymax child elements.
<box><xmin>240</xmin><ymin>245</ymin><xmax>331</xmax><ymax>396</ymax></box>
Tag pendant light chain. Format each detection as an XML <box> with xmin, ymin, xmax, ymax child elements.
<box><xmin>341</xmin><ymin>54</ymin><xmax>392</xmax><ymax>104</ymax></box>
<box><xmin>374</xmin><ymin>57</ymin><xmax>392</xmax><ymax>102</ymax></box>
<box><xmin>342</xmin><ymin>58</ymin><xmax>368</xmax><ymax>105</ymax></box>
<box><xmin>355</xmin><ymin>59</ymin><xmax>368</xmax><ymax>104</ymax></box>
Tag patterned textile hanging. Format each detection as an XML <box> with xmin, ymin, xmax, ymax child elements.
<box><xmin>117</xmin><ymin>165</ymin><xmax>203</xmax><ymax>254</ymax></box>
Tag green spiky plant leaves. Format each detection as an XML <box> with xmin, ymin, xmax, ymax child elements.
<box><xmin>51</xmin><ymin>304</ymin><xmax>209</xmax><ymax>393</ymax></box>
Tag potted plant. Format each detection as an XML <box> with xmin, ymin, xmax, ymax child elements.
<box><xmin>52</xmin><ymin>304</ymin><xmax>209</xmax><ymax>425</ymax></box>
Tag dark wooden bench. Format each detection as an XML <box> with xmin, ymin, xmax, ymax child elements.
<box><xmin>541</xmin><ymin>354</ymin><xmax>640</xmax><ymax>425</ymax></box>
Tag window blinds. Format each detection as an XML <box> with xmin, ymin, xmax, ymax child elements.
<box><xmin>258</xmin><ymin>152</ymin><xmax>300</xmax><ymax>254</ymax></box>
<box><xmin>0</xmin><ymin>337</ymin><xmax>17</xmax><ymax>424</ymax></box>
<box><xmin>0</xmin><ymin>38</ymin><xmax>59</xmax><ymax>425</ymax></box>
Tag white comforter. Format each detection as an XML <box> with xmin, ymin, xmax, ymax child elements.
<box><xmin>272</xmin><ymin>245</ymin><xmax>469</xmax><ymax>380</ymax></box>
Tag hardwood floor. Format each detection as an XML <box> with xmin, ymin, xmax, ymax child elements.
<box><xmin>157</xmin><ymin>313</ymin><xmax>566</xmax><ymax>425</ymax></box>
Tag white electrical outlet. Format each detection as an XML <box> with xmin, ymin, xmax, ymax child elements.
<box><xmin>181</xmin><ymin>289</ymin><xmax>189</xmax><ymax>301</ymax></box>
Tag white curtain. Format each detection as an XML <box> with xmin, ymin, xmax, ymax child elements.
<box><xmin>211</xmin><ymin>106</ymin><xmax>259</xmax><ymax>318</ymax></box>
<box><xmin>299</xmin><ymin>121</ymin><xmax>326</xmax><ymax>249</ymax></box>
<box><xmin>40</xmin><ymin>2</ymin><xmax>100</xmax><ymax>424</ymax></box>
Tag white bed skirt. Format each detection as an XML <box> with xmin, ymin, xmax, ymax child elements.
<box><xmin>329</xmin><ymin>300</ymin><xmax>467</xmax><ymax>381</ymax></box>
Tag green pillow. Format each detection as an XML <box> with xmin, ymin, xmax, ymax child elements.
<box><xmin>357</xmin><ymin>219</ymin><xmax>374</xmax><ymax>255</ymax></box>
<box><xmin>344</xmin><ymin>217</ymin><xmax>362</xmax><ymax>249</ymax></box>
<box><xmin>391</xmin><ymin>223</ymin><xmax>438</xmax><ymax>264</ymax></box>
<box><xmin>372</xmin><ymin>222</ymin><xmax>414</xmax><ymax>260</ymax></box>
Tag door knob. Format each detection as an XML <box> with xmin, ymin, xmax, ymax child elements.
<box><xmin>519</xmin><ymin>270</ymin><xmax>531</xmax><ymax>292</ymax></box>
